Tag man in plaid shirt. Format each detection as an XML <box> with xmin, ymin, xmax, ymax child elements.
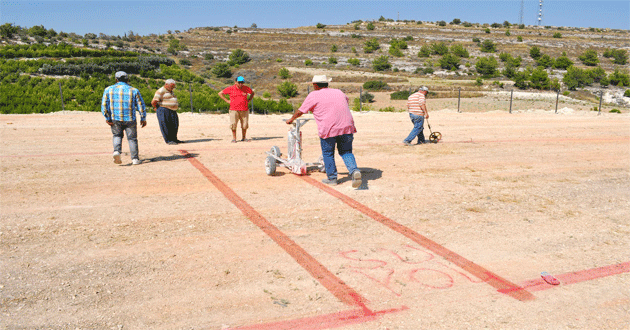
<box><xmin>101</xmin><ymin>71</ymin><xmax>147</xmax><ymax>165</ymax></box>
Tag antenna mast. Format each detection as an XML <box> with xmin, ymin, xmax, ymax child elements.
<box><xmin>519</xmin><ymin>0</ymin><xmax>524</xmax><ymax>25</ymax></box>
<box><xmin>537</xmin><ymin>0</ymin><xmax>544</xmax><ymax>26</ymax></box>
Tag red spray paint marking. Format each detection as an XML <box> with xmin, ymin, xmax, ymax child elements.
<box><xmin>179</xmin><ymin>150</ymin><xmax>369</xmax><ymax>308</ymax></box>
<box><xmin>229</xmin><ymin>305</ymin><xmax>408</xmax><ymax>330</ymax></box>
<box><xmin>300</xmin><ymin>175</ymin><xmax>535</xmax><ymax>301</ymax></box>
<box><xmin>500</xmin><ymin>261</ymin><xmax>630</xmax><ymax>294</ymax></box>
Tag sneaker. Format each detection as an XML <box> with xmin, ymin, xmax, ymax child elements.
<box><xmin>132</xmin><ymin>159</ymin><xmax>142</xmax><ymax>165</ymax></box>
<box><xmin>321</xmin><ymin>178</ymin><xmax>338</xmax><ymax>186</ymax></box>
<box><xmin>351</xmin><ymin>170</ymin><xmax>362</xmax><ymax>188</ymax></box>
<box><xmin>167</xmin><ymin>141</ymin><xmax>178</xmax><ymax>145</ymax></box>
<box><xmin>113</xmin><ymin>151</ymin><xmax>122</xmax><ymax>164</ymax></box>
<box><xmin>403</xmin><ymin>141</ymin><xmax>412</xmax><ymax>146</ymax></box>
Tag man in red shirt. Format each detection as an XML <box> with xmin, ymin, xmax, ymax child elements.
<box><xmin>219</xmin><ymin>76</ymin><xmax>255</xmax><ymax>142</ymax></box>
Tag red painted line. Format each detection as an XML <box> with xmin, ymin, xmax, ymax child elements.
<box><xmin>500</xmin><ymin>261</ymin><xmax>630</xmax><ymax>294</ymax></box>
<box><xmin>179</xmin><ymin>150</ymin><xmax>369</xmax><ymax>308</ymax></box>
<box><xmin>229</xmin><ymin>305</ymin><xmax>408</xmax><ymax>330</ymax></box>
<box><xmin>300</xmin><ymin>175</ymin><xmax>535</xmax><ymax>301</ymax></box>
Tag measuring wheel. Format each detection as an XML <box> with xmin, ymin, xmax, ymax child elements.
<box><xmin>265</xmin><ymin>155</ymin><xmax>277</xmax><ymax>176</ymax></box>
<box><xmin>270</xmin><ymin>146</ymin><xmax>281</xmax><ymax>157</ymax></box>
<box><xmin>429</xmin><ymin>131</ymin><xmax>442</xmax><ymax>143</ymax></box>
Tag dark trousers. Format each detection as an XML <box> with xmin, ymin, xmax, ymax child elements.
<box><xmin>156</xmin><ymin>107</ymin><xmax>179</xmax><ymax>143</ymax></box>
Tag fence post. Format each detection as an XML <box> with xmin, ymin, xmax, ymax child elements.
<box><xmin>598</xmin><ymin>90</ymin><xmax>603</xmax><ymax>115</ymax></box>
<box><xmin>359</xmin><ymin>87</ymin><xmax>363</xmax><ymax>112</ymax></box>
<box><xmin>509</xmin><ymin>89</ymin><xmax>513</xmax><ymax>114</ymax></box>
<box><xmin>457</xmin><ymin>87</ymin><xmax>461</xmax><ymax>113</ymax></box>
<box><xmin>555</xmin><ymin>89</ymin><xmax>560</xmax><ymax>114</ymax></box>
<box><xmin>188</xmin><ymin>84</ymin><xmax>194</xmax><ymax>113</ymax></box>
<box><xmin>58</xmin><ymin>82</ymin><xmax>65</xmax><ymax>111</ymax></box>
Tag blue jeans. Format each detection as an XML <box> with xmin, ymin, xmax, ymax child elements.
<box><xmin>404</xmin><ymin>113</ymin><xmax>426</xmax><ymax>144</ymax></box>
<box><xmin>157</xmin><ymin>107</ymin><xmax>179</xmax><ymax>143</ymax></box>
<box><xmin>320</xmin><ymin>134</ymin><xmax>358</xmax><ymax>180</ymax></box>
<box><xmin>111</xmin><ymin>120</ymin><xmax>139</xmax><ymax>160</ymax></box>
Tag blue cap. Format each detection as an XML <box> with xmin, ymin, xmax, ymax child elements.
<box><xmin>236</xmin><ymin>76</ymin><xmax>245</xmax><ymax>82</ymax></box>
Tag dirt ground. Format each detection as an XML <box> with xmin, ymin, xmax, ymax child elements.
<box><xmin>1</xmin><ymin>105</ymin><xmax>629</xmax><ymax>329</ymax></box>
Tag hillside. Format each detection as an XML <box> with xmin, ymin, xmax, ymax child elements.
<box><xmin>1</xmin><ymin>20</ymin><xmax>629</xmax><ymax>113</ymax></box>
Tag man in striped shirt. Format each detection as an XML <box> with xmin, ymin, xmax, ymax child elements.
<box><xmin>403</xmin><ymin>86</ymin><xmax>430</xmax><ymax>146</ymax></box>
<box><xmin>101</xmin><ymin>71</ymin><xmax>147</xmax><ymax>165</ymax></box>
<box><xmin>152</xmin><ymin>79</ymin><xmax>181</xmax><ymax>145</ymax></box>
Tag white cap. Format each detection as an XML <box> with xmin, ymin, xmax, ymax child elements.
<box><xmin>419</xmin><ymin>86</ymin><xmax>429</xmax><ymax>92</ymax></box>
<box><xmin>311</xmin><ymin>75</ymin><xmax>332</xmax><ymax>83</ymax></box>
<box><xmin>115</xmin><ymin>71</ymin><xmax>128</xmax><ymax>79</ymax></box>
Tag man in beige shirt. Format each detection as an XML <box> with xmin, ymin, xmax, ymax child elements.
<box><xmin>152</xmin><ymin>79</ymin><xmax>182</xmax><ymax>145</ymax></box>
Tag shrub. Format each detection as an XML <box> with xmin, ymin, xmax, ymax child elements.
<box><xmin>204</xmin><ymin>53</ymin><xmax>214</xmax><ymax>61</ymax></box>
<box><xmin>390</xmin><ymin>90</ymin><xmax>411</xmax><ymax>100</ymax></box>
<box><xmin>484</xmin><ymin>28</ymin><xmax>491</xmax><ymax>34</ymax></box>
<box><xmin>578</xmin><ymin>49</ymin><xmax>599</xmax><ymax>66</ymax></box>
<box><xmin>611</xmin><ymin>49</ymin><xmax>628</xmax><ymax>65</ymax></box>
<box><xmin>378</xmin><ymin>106</ymin><xmax>399</xmax><ymax>112</ymax></box>
<box><xmin>278</xmin><ymin>67</ymin><xmax>290</xmax><ymax>79</ymax></box>
<box><xmin>517</xmin><ymin>36</ymin><xmax>523</xmax><ymax>42</ymax></box>
<box><xmin>179</xmin><ymin>58</ymin><xmax>192</xmax><ymax>66</ymax></box>
<box><xmin>277</xmin><ymin>81</ymin><xmax>298</xmax><ymax>98</ymax></box>
<box><xmin>450</xmin><ymin>44</ymin><xmax>469</xmax><ymax>58</ymax></box>
<box><xmin>480</xmin><ymin>40</ymin><xmax>496</xmax><ymax>53</ymax></box>
<box><xmin>553</xmin><ymin>32</ymin><xmax>562</xmax><ymax>38</ymax></box>
<box><xmin>588</xmin><ymin>66</ymin><xmax>606</xmax><ymax>83</ymax></box>
<box><xmin>475</xmin><ymin>77</ymin><xmax>483</xmax><ymax>86</ymax></box>
<box><xmin>536</xmin><ymin>54</ymin><xmax>554</xmax><ymax>68</ymax></box>
<box><xmin>608</xmin><ymin>69</ymin><xmax>630</xmax><ymax>87</ymax></box>
<box><xmin>472</xmin><ymin>37</ymin><xmax>480</xmax><ymax>43</ymax></box>
<box><xmin>227</xmin><ymin>49</ymin><xmax>250</xmax><ymax>66</ymax></box>
<box><xmin>304</xmin><ymin>59</ymin><xmax>313</xmax><ymax>66</ymax></box>
<box><xmin>625</xmin><ymin>89</ymin><xmax>630</xmax><ymax>97</ymax></box>
<box><xmin>372</xmin><ymin>55</ymin><xmax>391</xmax><ymax>71</ymax></box>
<box><xmin>529</xmin><ymin>46</ymin><xmax>542</xmax><ymax>59</ymax></box>
<box><xmin>388</xmin><ymin>47</ymin><xmax>404</xmax><ymax>57</ymax></box>
<box><xmin>451</xmin><ymin>18</ymin><xmax>461</xmax><ymax>25</ymax></box>
<box><xmin>610</xmin><ymin>109</ymin><xmax>621</xmax><ymax>113</ymax></box>
<box><xmin>364</xmin><ymin>38</ymin><xmax>380</xmax><ymax>53</ymax></box>
<box><xmin>439</xmin><ymin>53</ymin><xmax>460</xmax><ymax>71</ymax></box>
<box><xmin>359</xmin><ymin>91</ymin><xmax>374</xmax><ymax>102</ymax></box>
<box><xmin>330</xmin><ymin>44</ymin><xmax>338</xmax><ymax>53</ymax></box>
<box><xmin>505</xmin><ymin>30</ymin><xmax>511</xmax><ymax>36</ymax></box>
<box><xmin>316</xmin><ymin>23</ymin><xmax>326</xmax><ymax>29</ymax></box>
<box><xmin>530</xmin><ymin>67</ymin><xmax>552</xmax><ymax>90</ymax></box>
<box><xmin>363</xmin><ymin>80</ymin><xmax>388</xmax><ymax>90</ymax></box>
<box><xmin>554</xmin><ymin>56</ymin><xmax>573</xmax><ymax>69</ymax></box>
<box><xmin>438</xmin><ymin>21</ymin><xmax>447</xmax><ymax>27</ymax></box>
<box><xmin>211</xmin><ymin>62</ymin><xmax>232</xmax><ymax>78</ymax></box>
<box><xmin>367</xmin><ymin>22</ymin><xmax>375</xmax><ymax>30</ymax></box>
<box><xmin>475</xmin><ymin>56</ymin><xmax>499</xmax><ymax>77</ymax></box>
<box><xmin>348</xmin><ymin>58</ymin><xmax>360</xmax><ymax>66</ymax></box>
<box><xmin>431</xmin><ymin>42</ymin><xmax>449</xmax><ymax>55</ymax></box>
<box><xmin>418</xmin><ymin>45</ymin><xmax>431</xmax><ymax>57</ymax></box>
<box><xmin>262</xmin><ymin>91</ymin><xmax>271</xmax><ymax>98</ymax></box>
<box><xmin>328</xmin><ymin>57</ymin><xmax>337</xmax><ymax>64</ymax></box>
<box><xmin>563</xmin><ymin>66</ymin><xmax>592</xmax><ymax>90</ymax></box>
<box><xmin>563</xmin><ymin>91</ymin><xmax>570</xmax><ymax>96</ymax></box>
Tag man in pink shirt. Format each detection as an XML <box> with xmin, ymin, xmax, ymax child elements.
<box><xmin>219</xmin><ymin>76</ymin><xmax>255</xmax><ymax>142</ymax></box>
<box><xmin>286</xmin><ymin>75</ymin><xmax>362</xmax><ymax>188</ymax></box>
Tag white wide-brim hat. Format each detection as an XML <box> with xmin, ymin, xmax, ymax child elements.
<box><xmin>310</xmin><ymin>75</ymin><xmax>333</xmax><ymax>83</ymax></box>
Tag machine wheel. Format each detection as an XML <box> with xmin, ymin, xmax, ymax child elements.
<box><xmin>317</xmin><ymin>155</ymin><xmax>326</xmax><ymax>172</ymax></box>
<box><xmin>270</xmin><ymin>146</ymin><xmax>282</xmax><ymax>158</ymax></box>
<box><xmin>265</xmin><ymin>155</ymin><xmax>277</xmax><ymax>175</ymax></box>
<box><xmin>429</xmin><ymin>132</ymin><xmax>442</xmax><ymax>143</ymax></box>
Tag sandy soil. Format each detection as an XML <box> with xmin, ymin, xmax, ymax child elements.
<box><xmin>1</xmin><ymin>107</ymin><xmax>629</xmax><ymax>329</ymax></box>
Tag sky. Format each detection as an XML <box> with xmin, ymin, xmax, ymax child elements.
<box><xmin>1</xmin><ymin>0</ymin><xmax>628</xmax><ymax>37</ymax></box>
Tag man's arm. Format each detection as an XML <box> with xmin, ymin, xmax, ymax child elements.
<box><xmin>135</xmin><ymin>90</ymin><xmax>147</xmax><ymax>127</ymax></box>
<box><xmin>218</xmin><ymin>91</ymin><xmax>230</xmax><ymax>104</ymax></box>
<box><xmin>421</xmin><ymin>103</ymin><xmax>429</xmax><ymax>119</ymax></box>
<box><xmin>285</xmin><ymin>110</ymin><xmax>303</xmax><ymax>125</ymax></box>
<box><xmin>101</xmin><ymin>90</ymin><xmax>113</xmax><ymax>126</ymax></box>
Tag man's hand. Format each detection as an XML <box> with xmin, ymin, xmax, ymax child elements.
<box><xmin>141</xmin><ymin>120</ymin><xmax>147</xmax><ymax>128</ymax></box>
<box><xmin>425</xmin><ymin>113</ymin><xmax>429</xmax><ymax>119</ymax></box>
<box><xmin>106</xmin><ymin>120</ymin><xmax>113</xmax><ymax>126</ymax></box>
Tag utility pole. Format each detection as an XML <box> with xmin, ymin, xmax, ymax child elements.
<box><xmin>519</xmin><ymin>0</ymin><xmax>524</xmax><ymax>25</ymax></box>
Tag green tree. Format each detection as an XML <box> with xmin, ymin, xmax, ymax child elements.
<box><xmin>451</xmin><ymin>18</ymin><xmax>461</xmax><ymax>25</ymax></box>
<box><xmin>536</xmin><ymin>54</ymin><xmax>554</xmax><ymax>68</ymax></box>
<box><xmin>431</xmin><ymin>42</ymin><xmax>449</xmax><ymax>55</ymax></box>
<box><xmin>364</xmin><ymin>38</ymin><xmax>380</xmax><ymax>53</ymax></box>
<box><xmin>439</xmin><ymin>53</ymin><xmax>460</xmax><ymax>71</ymax></box>
<box><xmin>348</xmin><ymin>58</ymin><xmax>360</xmax><ymax>66</ymax></box>
<box><xmin>372</xmin><ymin>55</ymin><xmax>391</xmax><ymax>71</ymax></box>
<box><xmin>418</xmin><ymin>45</ymin><xmax>431</xmax><ymax>57</ymax></box>
<box><xmin>480</xmin><ymin>40</ymin><xmax>496</xmax><ymax>53</ymax></box>
<box><xmin>277</xmin><ymin>81</ymin><xmax>298</xmax><ymax>98</ymax></box>
<box><xmin>316</xmin><ymin>23</ymin><xmax>326</xmax><ymax>29</ymax></box>
<box><xmin>553</xmin><ymin>32</ymin><xmax>562</xmax><ymax>38</ymax></box>
<box><xmin>563</xmin><ymin>66</ymin><xmax>592</xmax><ymax>90</ymax></box>
<box><xmin>0</xmin><ymin>23</ymin><xmax>19</xmax><ymax>39</ymax></box>
<box><xmin>608</xmin><ymin>69</ymin><xmax>630</xmax><ymax>87</ymax></box>
<box><xmin>328</xmin><ymin>57</ymin><xmax>337</xmax><ymax>64</ymax></box>
<box><xmin>529</xmin><ymin>67</ymin><xmax>551</xmax><ymax>89</ymax></box>
<box><xmin>529</xmin><ymin>46</ymin><xmax>542</xmax><ymax>59</ymax></box>
<box><xmin>278</xmin><ymin>67</ymin><xmax>290</xmax><ymax>79</ymax></box>
<box><xmin>588</xmin><ymin>66</ymin><xmax>606</xmax><ymax>83</ymax></box>
<box><xmin>304</xmin><ymin>59</ymin><xmax>313</xmax><ymax>66</ymax></box>
<box><xmin>554</xmin><ymin>56</ymin><xmax>573</xmax><ymax>69</ymax></box>
<box><xmin>513</xmin><ymin>71</ymin><xmax>530</xmax><ymax>89</ymax></box>
<box><xmin>330</xmin><ymin>44</ymin><xmax>338</xmax><ymax>53</ymax></box>
<box><xmin>29</xmin><ymin>25</ymin><xmax>48</xmax><ymax>37</ymax></box>
<box><xmin>228</xmin><ymin>49</ymin><xmax>250</xmax><ymax>66</ymax></box>
<box><xmin>211</xmin><ymin>62</ymin><xmax>232</xmax><ymax>78</ymax></box>
<box><xmin>363</xmin><ymin>80</ymin><xmax>388</xmax><ymax>90</ymax></box>
<box><xmin>450</xmin><ymin>44</ymin><xmax>469</xmax><ymax>58</ymax></box>
<box><xmin>367</xmin><ymin>22</ymin><xmax>375</xmax><ymax>30</ymax></box>
<box><xmin>611</xmin><ymin>49</ymin><xmax>628</xmax><ymax>65</ymax></box>
<box><xmin>388</xmin><ymin>47</ymin><xmax>404</xmax><ymax>57</ymax></box>
<box><xmin>475</xmin><ymin>56</ymin><xmax>499</xmax><ymax>77</ymax></box>
<box><xmin>578</xmin><ymin>49</ymin><xmax>599</xmax><ymax>66</ymax></box>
